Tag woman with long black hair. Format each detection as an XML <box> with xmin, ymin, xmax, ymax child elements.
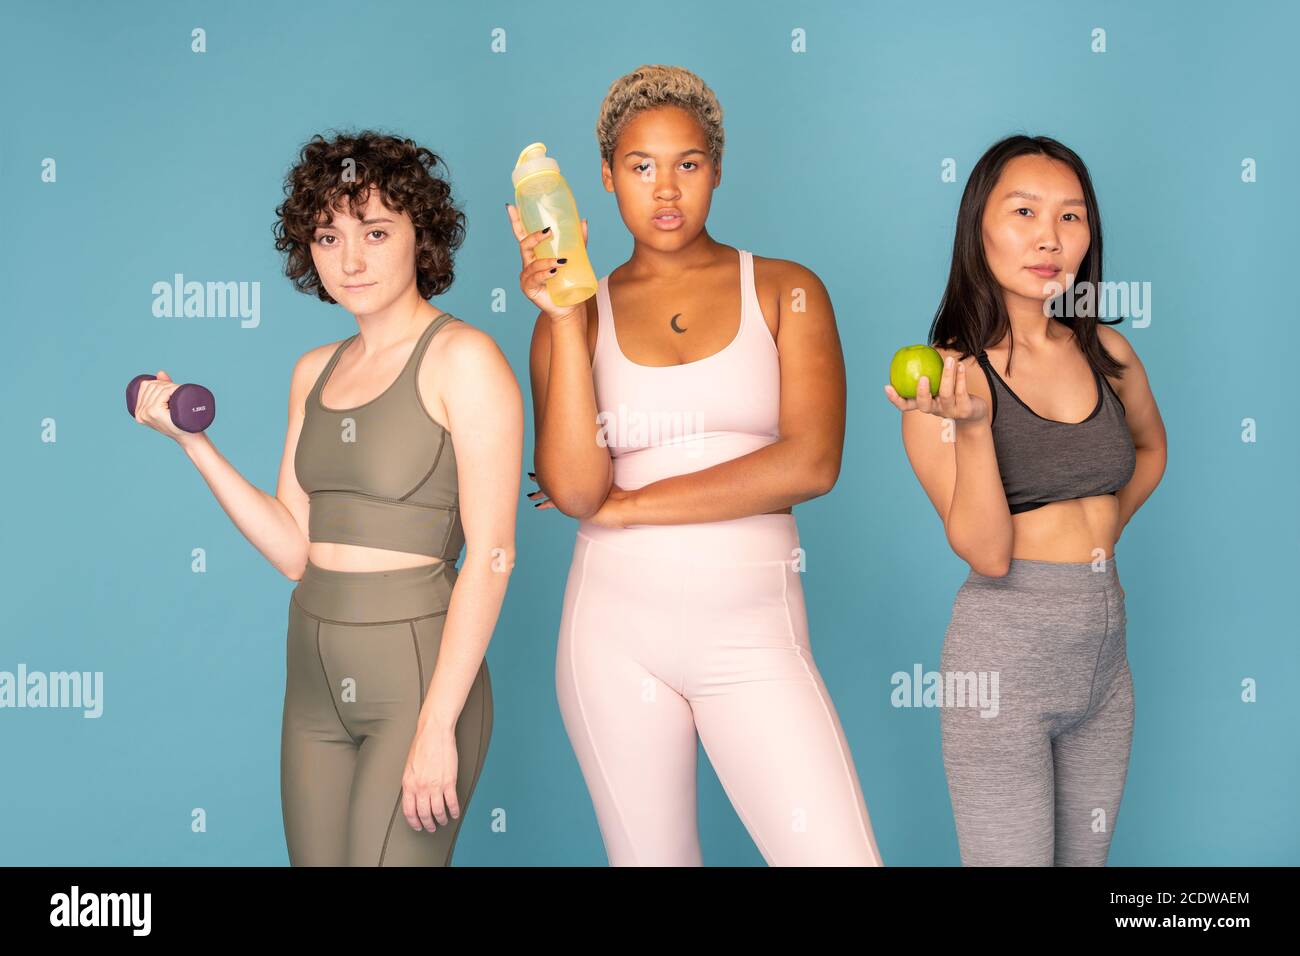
<box><xmin>885</xmin><ymin>135</ymin><xmax>1166</xmax><ymax>865</ymax></box>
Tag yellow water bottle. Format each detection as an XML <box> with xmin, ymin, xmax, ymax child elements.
<box><xmin>512</xmin><ymin>142</ymin><xmax>597</xmax><ymax>307</ymax></box>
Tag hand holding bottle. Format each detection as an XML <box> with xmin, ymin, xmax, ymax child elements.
<box><xmin>509</xmin><ymin>142</ymin><xmax>597</xmax><ymax>320</ymax></box>
<box><xmin>507</xmin><ymin>203</ymin><xmax>590</xmax><ymax>322</ymax></box>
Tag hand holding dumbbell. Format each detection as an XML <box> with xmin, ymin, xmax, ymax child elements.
<box><xmin>126</xmin><ymin>372</ymin><xmax>216</xmax><ymax>437</ymax></box>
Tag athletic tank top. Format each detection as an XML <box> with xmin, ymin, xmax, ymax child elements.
<box><xmin>975</xmin><ymin>348</ymin><xmax>1136</xmax><ymax>514</ymax></box>
<box><xmin>294</xmin><ymin>312</ymin><xmax>465</xmax><ymax>560</ymax></box>
<box><xmin>589</xmin><ymin>248</ymin><xmax>780</xmax><ymax>495</ymax></box>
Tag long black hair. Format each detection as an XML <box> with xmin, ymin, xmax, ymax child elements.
<box><xmin>927</xmin><ymin>134</ymin><xmax>1125</xmax><ymax>378</ymax></box>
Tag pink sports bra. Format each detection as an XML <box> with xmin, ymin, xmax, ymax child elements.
<box><xmin>588</xmin><ymin>248</ymin><xmax>781</xmax><ymax>499</ymax></box>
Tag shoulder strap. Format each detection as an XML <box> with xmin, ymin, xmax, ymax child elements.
<box><xmin>411</xmin><ymin>310</ymin><xmax>461</xmax><ymax>361</ymax></box>
<box><xmin>425</xmin><ymin>310</ymin><xmax>462</xmax><ymax>340</ymax></box>
<box><xmin>593</xmin><ymin>276</ymin><xmax>615</xmax><ymax>364</ymax></box>
<box><xmin>402</xmin><ymin>311</ymin><xmax>463</xmax><ymax>388</ymax></box>
<box><xmin>738</xmin><ymin>250</ymin><xmax>757</xmax><ymax>333</ymax></box>
<box><xmin>1099</xmin><ymin>368</ymin><xmax>1126</xmax><ymax>414</ymax></box>
<box><xmin>309</xmin><ymin>335</ymin><xmax>356</xmax><ymax>400</ymax></box>
<box><xmin>973</xmin><ymin>350</ymin><xmax>998</xmax><ymax>426</ymax></box>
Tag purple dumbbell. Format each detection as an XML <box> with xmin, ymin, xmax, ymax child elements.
<box><xmin>126</xmin><ymin>374</ymin><xmax>216</xmax><ymax>433</ymax></box>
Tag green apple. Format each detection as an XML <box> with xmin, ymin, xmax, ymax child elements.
<box><xmin>890</xmin><ymin>344</ymin><xmax>943</xmax><ymax>399</ymax></box>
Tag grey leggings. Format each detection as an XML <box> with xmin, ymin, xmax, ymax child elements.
<box><xmin>282</xmin><ymin>560</ymin><xmax>493</xmax><ymax>866</ymax></box>
<box><xmin>939</xmin><ymin>555</ymin><xmax>1133</xmax><ymax>866</ymax></box>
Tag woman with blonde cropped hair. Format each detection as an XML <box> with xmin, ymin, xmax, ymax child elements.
<box><xmin>509</xmin><ymin>64</ymin><xmax>883</xmax><ymax>866</ymax></box>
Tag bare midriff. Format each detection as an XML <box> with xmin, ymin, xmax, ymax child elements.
<box><xmin>1009</xmin><ymin>493</ymin><xmax>1121</xmax><ymax>563</ymax></box>
<box><xmin>308</xmin><ymin>543</ymin><xmax>443</xmax><ymax>573</ymax></box>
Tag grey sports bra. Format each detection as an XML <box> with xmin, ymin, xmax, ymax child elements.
<box><xmin>293</xmin><ymin>312</ymin><xmax>464</xmax><ymax>559</ymax></box>
<box><xmin>975</xmin><ymin>349</ymin><xmax>1136</xmax><ymax>515</ymax></box>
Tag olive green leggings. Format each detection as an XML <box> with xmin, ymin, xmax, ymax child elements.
<box><xmin>282</xmin><ymin>559</ymin><xmax>493</xmax><ymax>866</ymax></box>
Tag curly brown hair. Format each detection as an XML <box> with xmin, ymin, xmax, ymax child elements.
<box><xmin>273</xmin><ymin>130</ymin><xmax>467</xmax><ymax>303</ymax></box>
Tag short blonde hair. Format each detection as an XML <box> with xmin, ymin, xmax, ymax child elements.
<box><xmin>595</xmin><ymin>64</ymin><xmax>725</xmax><ymax>170</ymax></box>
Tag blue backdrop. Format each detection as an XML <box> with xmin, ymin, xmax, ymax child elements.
<box><xmin>2</xmin><ymin>0</ymin><xmax>1296</xmax><ymax>865</ymax></box>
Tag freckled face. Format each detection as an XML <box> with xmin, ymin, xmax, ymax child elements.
<box><xmin>310</xmin><ymin>187</ymin><xmax>418</xmax><ymax>310</ymax></box>
<box><xmin>981</xmin><ymin>153</ymin><xmax>1091</xmax><ymax>306</ymax></box>
<box><xmin>606</xmin><ymin>105</ymin><xmax>720</xmax><ymax>249</ymax></box>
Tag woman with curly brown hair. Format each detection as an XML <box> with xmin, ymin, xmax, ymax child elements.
<box><xmin>513</xmin><ymin>65</ymin><xmax>883</xmax><ymax>865</ymax></box>
<box><xmin>132</xmin><ymin>130</ymin><xmax>522</xmax><ymax>866</ymax></box>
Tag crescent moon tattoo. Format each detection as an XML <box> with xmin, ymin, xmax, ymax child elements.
<box><xmin>670</xmin><ymin>313</ymin><xmax>687</xmax><ymax>333</ymax></box>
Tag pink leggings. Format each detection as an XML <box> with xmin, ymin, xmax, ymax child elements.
<box><xmin>556</xmin><ymin>513</ymin><xmax>883</xmax><ymax>866</ymax></box>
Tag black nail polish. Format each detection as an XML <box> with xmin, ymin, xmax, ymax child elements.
<box><xmin>527</xmin><ymin>471</ymin><xmax>536</xmax><ymax>477</ymax></box>
<box><xmin>557</xmin><ymin>258</ymin><xmax>568</xmax><ymax>264</ymax></box>
<box><xmin>550</xmin><ymin>268</ymin><xmax>556</xmax><ymax>273</ymax></box>
<box><xmin>533</xmin><ymin>501</ymin><xmax>542</xmax><ymax>507</ymax></box>
<box><xmin>542</xmin><ymin>226</ymin><xmax>551</xmax><ymax>233</ymax></box>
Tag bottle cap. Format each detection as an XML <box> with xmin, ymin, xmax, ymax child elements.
<box><xmin>512</xmin><ymin>142</ymin><xmax>560</xmax><ymax>187</ymax></box>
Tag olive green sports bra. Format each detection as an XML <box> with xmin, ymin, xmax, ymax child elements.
<box><xmin>294</xmin><ymin>312</ymin><xmax>464</xmax><ymax>561</ymax></box>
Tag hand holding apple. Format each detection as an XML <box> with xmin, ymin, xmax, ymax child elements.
<box><xmin>884</xmin><ymin>345</ymin><xmax>988</xmax><ymax>424</ymax></box>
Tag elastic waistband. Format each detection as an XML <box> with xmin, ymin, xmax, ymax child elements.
<box><xmin>963</xmin><ymin>554</ymin><xmax>1120</xmax><ymax>593</ymax></box>
<box><xmin>292</xmin><ymin>559</ymin><xmax>455</xmax><ymax>625</ymax></box>
<box><xmin>577</xmin><ymin>513</ymin><xmax>800</xmax><ymax>566</ymax></box>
